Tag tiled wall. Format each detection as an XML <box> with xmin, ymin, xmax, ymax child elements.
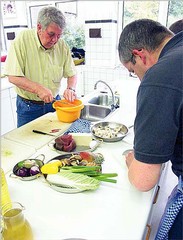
<box><xmin>59</xmin><ymin>65</ymin><xmax>136</xmax><ymax>98</ymax></box>
<box><xmin>85</xmin><ymin>19</ymin><xmax>118</xmax><ymax>67</ymax></box>
<box><xmin>83</xmin><ymin>65</ymin><xmax>133</xmax><ymax>95</ymax></box>
<box><xmin>82</xmin><ymin>18</ymin><xmax>136</xmax><ymax>96</ymax></box>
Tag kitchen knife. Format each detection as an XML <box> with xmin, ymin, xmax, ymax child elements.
<box><xmin>32</xmin><ymin>130</ymin><xmax>56</xmax><ymax>136</ymax></box>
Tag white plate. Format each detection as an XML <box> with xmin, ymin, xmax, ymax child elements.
<box><xmin>49</xmin><ymin>184</ymin><xmax>85</xmax><ymax>194</ymax></box>
<box><xmin>44</xmin><ymin>153</ymin><xmax>102</xmax><ymax>194</ymax></box>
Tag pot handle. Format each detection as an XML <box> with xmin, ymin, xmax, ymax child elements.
<box><xmin>35</xmin><ymin>154</ymin><xmax>45</xmax><ymax>162</ymax></box>
<box><xmin>89</xmin><ymin>139</ymin><xmax>103</xmax><ymax>152</ymax></box>
<box><xmin>9</xmin><ymin>173</ymin><xmax>21</xmax><ymax>179</ymax></box>
<box><xmin>47</xmin><ymin>142</ymin><xmax>57</xmax><ymax>151</ymax></box>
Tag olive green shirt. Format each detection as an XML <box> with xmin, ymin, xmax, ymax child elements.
<box><xmin>4</xmin><ymin>29</ymin><xmax>76</xmax><ymax>100</ymax></box>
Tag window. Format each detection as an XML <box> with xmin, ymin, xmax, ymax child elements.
<box><xmin>56</xmin><ymin>1</ymin><xmax>85</xmax><ymax>49</ymax></box>
<box><xmin>55</xmin><ymin>1</ymin><xmax>77</xmax><ymax>17</ymax></box>
<box><xmin>167</xmin><ymin>0</ymin><xmax>183</xmax><ymax>27</ymax></box>
<box><xmin>123</xmin><ymin>1</ymin><xmax>160</xmax><ymax>28</ymax></box>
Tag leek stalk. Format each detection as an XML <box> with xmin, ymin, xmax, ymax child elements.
<box><xmin>60</xmin><ymin>166</ymin><xmax>118</xmax><ymax>183</ymax></box>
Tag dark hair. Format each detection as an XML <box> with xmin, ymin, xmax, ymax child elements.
<box><xmin>169</xmin><ymin>19</ymin><xmax>183</xmax><ymax>34</ymax></box>
<box><xmin>118</xmin><ymin>19</ymin><xmax>173</xmax><ymax>64</ymax></box>
<box><xmin>37</xmin><ymin>6</ymin><xmax>66</xmax><ymax>30</ymax></box>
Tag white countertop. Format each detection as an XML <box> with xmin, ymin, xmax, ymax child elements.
<box><xmin>2</xmin><ymin>105</ymin><xmax>162</xmax><ymax>240</ymax></box>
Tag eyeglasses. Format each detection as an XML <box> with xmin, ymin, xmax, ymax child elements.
<box><xmin>46</xmin><ymin>30</ymin><xmax>61</xmax><ymax>40</ymax></box>
<box><xmin>128</xmin><ymin>54</ymin><xmax>137</xmax><ymax>78</ymax></box>
<box><xmin>130</xmin><ymin>54</ymin><xmax>136</xmax><ymax>65</ymax></box>
<box><xmin>129</xmin><ymin>72</ymin><xmax>137</xmax><ymax>78</ymax></box>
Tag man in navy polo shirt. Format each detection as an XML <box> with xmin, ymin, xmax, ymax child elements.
<box><xmin>118</xmin><ymin>19</ymin><xmax>183</xmax><ymax>239</ymax></box>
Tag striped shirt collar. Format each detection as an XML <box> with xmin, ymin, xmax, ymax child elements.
<box><xmin>34</xmin><ymin>29</ymin><xmax>55</xmax><ymax>52</ymax></box>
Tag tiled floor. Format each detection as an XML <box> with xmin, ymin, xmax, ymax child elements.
<box><xmin>149</xmin><ymin>162</ymin><xmax>178</xmax><ymax>240</ymax></box>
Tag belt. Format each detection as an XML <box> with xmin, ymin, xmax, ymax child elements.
<box><xmin>18</xmin><ymin>95</ymin><xmax>45</xmax><ymax>105</ymax></box>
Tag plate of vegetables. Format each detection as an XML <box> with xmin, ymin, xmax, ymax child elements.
<box><xmin>41</xmin><ymin>152</ymin><xmax>118</xmax><ymax>193</ymax></box>
<box><xmin>10</xmin><ymin>154</ymin><xmax>45</xmax><ymax>181</ymax></box>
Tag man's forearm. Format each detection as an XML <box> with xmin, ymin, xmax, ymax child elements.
<box><xmin>8</xmin><ymin>75</ymin><xmax>54</xmax><ymax>103</ymax></box>
<box><xmin>8</xmin><ymin>76</ymin><xmax>44</xmax><ymax>95</ymax></box>
<box><xmin>67</xmin><ymin>75</ymin><xmax>77</xmax><ymax>90</ymax></box>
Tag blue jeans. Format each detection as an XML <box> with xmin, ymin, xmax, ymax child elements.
<box><xmin>16</xmin><ymin>95</ymin><xmax>61</xmax><ymax>127</ymax></box>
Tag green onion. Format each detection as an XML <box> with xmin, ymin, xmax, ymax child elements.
<box><xmin>62</xmin><ymin>166</ymin><xmax>101</xmax><ymax>172</ymax></box>
<box><xmin>92</xmin><ymin>173</ymin><xmax>118</xmax><ymax>183</ymax></box>
<box><xmin>94</xmin><ymin>177</ymin><xmax>117</xmax><ymax>183</ymax></box>
<box><xmin>59</xmin><ymin>166</ymin><xmax>118</xmax><ymax>184</ymax></box>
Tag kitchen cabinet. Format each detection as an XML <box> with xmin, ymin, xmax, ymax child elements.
<box><xmin>1</xmin><ymin>77</ymin><xmax>17</xmax><ymax>135</ymax></box>
<box><xmin>1</xmin><ymin>88</ymin><xmax>16</xmax><ymax>135</ymax></box>
<box><xmin>10</xmin><ymin>87</ymin><xmax>17</xmax><ymax>127</ymax></box>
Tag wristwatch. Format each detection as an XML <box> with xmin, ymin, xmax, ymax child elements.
<box><xmin>67</xmin><ymin>87</ymin><xmax>75</xmax><ymax>92</ymax></box>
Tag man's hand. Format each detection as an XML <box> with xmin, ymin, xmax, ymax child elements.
<box><xmin>36</xmin><ymin>87</ymin><xmax>54</xmax><ymax>103</ymax></box>
<box><xmin>125</xmin><ymin>150</ymin><xmax>135</xmax><ymax>168</ymax></box>
<box><xmin>63</xmin><ymin>88</ymin><xmax>77</xmax><ymax>102</ymax></box>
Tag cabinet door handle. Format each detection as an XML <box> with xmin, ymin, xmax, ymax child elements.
<box><xmin>145</xmin><ymin>224</ymin><xmax>151</xmax><ymax>240</ymax></box>
<box><xmin>153</xmin><ymin>185</ymin><xmax>160</xmax><ymax>204</ymax></box>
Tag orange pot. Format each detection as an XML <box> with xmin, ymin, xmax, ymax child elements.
<box><xmin>53</xmin><ymin>99</ymin><xmax>84</xmax><ymax>123</ymax></box>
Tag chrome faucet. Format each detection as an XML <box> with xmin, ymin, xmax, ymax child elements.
<box><xmin>94</xmin><ymin>80</ymin><xmax>116</xmax><ymax>109</ymax></box>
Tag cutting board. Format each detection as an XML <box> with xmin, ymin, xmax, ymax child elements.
<box><xmin>1</xmin><ymin>138</ymin><xmax>36</xmax><ymax>173</ymax></box>
<box><xmin>4</xmin><ymin>113</ymin><xmax>71</xmax><ymax>150</ymax></box>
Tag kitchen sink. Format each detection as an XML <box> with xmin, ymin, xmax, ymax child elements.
<box><xmin>80</xmin><ymin>84</ymin><xmax>120</xmax><ymax>122</ymax></box>
<box><xmin>88</xmin><ymin>95</ymin><xmax>109</xmax><ymax>106</ymax></box>
<box><xmin>80</xmin><ymin>104</ymin><xmax>113</xmax><ymax>122</ymax></box>
<box><xmin>88</xmin><ymin>94</ymin><xmax>120</xmax><ymax>107</ymax></box>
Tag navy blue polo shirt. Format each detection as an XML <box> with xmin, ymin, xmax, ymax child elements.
<box><xmin>134</xmin><ymin>31</ymin><xmax>183</xmax><ymax>177</ymax></box>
